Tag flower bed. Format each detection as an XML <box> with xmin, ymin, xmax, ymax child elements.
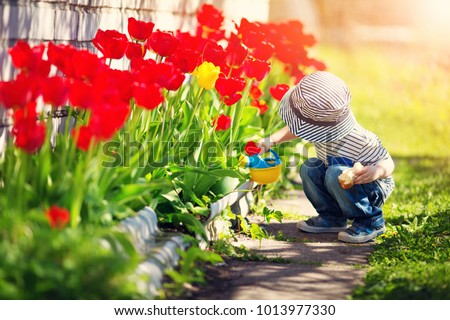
<box><xmin>0</xmin><ymin>4</ymin><xmax>324</xmax><ymax>298</ymax></box>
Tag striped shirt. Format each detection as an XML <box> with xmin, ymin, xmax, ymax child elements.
<box><xmin>313</xmin><ymin>123</ymin><xmax>390</xmax><ymax>166</ymax></box>
<box><xmin>313</xmin><ymin>122</ymin><xmax>395</xmax><ymax>199</ymax></box>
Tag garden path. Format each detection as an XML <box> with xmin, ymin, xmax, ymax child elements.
<box><xmin>188</xmin><ymin>189</ymin><xmax>374</xmax><ymax>300</ymax></box>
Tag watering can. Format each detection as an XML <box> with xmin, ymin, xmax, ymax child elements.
<box><xmin>238</xmin><ymin>149</ymin><xmax>282</xmax><ymax>184</ymax></box>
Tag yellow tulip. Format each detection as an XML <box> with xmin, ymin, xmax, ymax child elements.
<box><xmin>193</xmin><ymin>61</ymin><xmax>220</xmax><ymax>90</ymax></box>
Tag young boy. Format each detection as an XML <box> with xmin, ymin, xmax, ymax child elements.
<box><xmin>259</xmin><ymin>71</ymin><xmax>395</xmax><ymax>243</ymax></box>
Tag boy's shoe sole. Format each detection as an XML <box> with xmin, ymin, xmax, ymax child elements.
<box><xmin>297</xmin><ymin>220</ymin><xmax>348</xmax><ymax>233</ymax></box>
<box><xmin>338</xmin><ymin>225</ymin><xmax>386</xmax><ymax>243</ymax></box>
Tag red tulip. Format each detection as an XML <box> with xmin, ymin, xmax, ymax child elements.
<box><xmin>215</xmin><ymin>75</ymin><xmax>246</xmax><ymax>106</ymax></box>
<box><xmin>92</xmin><ymin>29</ymin><xmax>129</xmax><ymax>59</ymax></box>
<box><xmin>88</xmin><ymin>101</ymin><xmax>130</xmax><ymax>139</ymax></box>
<box><xmin>197</xmin><ymin>3</ymin><xmax>224</xmax><ymax>31</ymax></box>
<box><xmin>176</xmin><ymin>31</ymin><xmax>208</xmax><ymax>54</ymax></box>
<box><xmin>249</xmin><ymin>84</ymin><xmax>263</xmax><ymax>100</ymax></box>
<box><xmin>47</xmin><ymin>42</ymin><xmax>77</xmax><ymax>76</ymax></box>
<box><xmin>213</xmin><ymin>114</ymin><xmax>231</xmax><ymax>131</ymax></box>
<box><xmin>251</xmin><ymin>99</ymin><xmax>269</xmax><ymax>115</ymax></box>
<box><xmin>127</xmin><ymin>17</ymin><xmax>154</xmax><ymax>42</ymax></box>
<box><xmin>215</xmin><ymin>75</ymin><xmax>246</xmax><ymax>98</ymax></box>
<box><xmin>223</xmin><ymin>93</ymin><xmax>242</xmax><ymax>106</ymax></box>
<box><xmin>8</xmin><ymin>41</ymin><xmax>50</xmax><ymax>77</ymax></box>
<box><xmin>46</xmin><ymin>205</ymin><xmax>70</xmax><ymax>229</ymax></box>
<box><xmin>146</xmin><ymin>30</ymin><xmax>179</xmax><ymax>57</ymax></box>
<box><xmin>275</xmin><ymin>45</ymin><xmax>307</xmax><ymax>66</ymax></box>
<box><xmin>125</xmin><ymin>42</ymin><xmax>146</xmax><ymax>60</ymax></box>
<box><xmin>269</xmin><ymin>84</ymin><xmax>290</xmax><ymax>101</ymax></box>
<box><xmin>243</xmin><ymin>30</ymin><xmax>267</xmax><ymax>49</ymax></box>
<box><xmin>71</xmin><ymin>49</ymin><xmax>105</xmax><ymax>82</ymax></box>
<box><xmin>129</xmin><ymin>56</ymin><xmax>148</xmax><ymax>73</ymax></box>
<box><xmin>252</xmin><ymin>41</ymin><xmax>275</xmax><ymax>61</ymax></box>
<box><xmin>88</xmin><ymin>70</ymin><xmax>132</xmax><ymax>133</ymax></box>
<box><xmin>153</xmin><ymin>62</ymin><xmax>185</xmax><ymax>91</ymax></box>
<box><xmin>69</xmin><ymin>80</ymin><xmax>94</xmax><ymax>109</ymax></box>
<box><xmin>279</xmin><ymin>20</ymin><xmax>316</xmax><ymax>47</ymax></box>
<box><xmin>72</xmin><ymin>126</ymin><xmax>95</xmax><ymax>151</ymax></box>
<box><xmin>235</xmin><ymin>19</ymin><xmax>266</xmax><ymax>48</ymax></box>
<box><xmin>0</xmin><ymin>75</ymin><xmax>36</xmax><ymax>109</ymax></box>
<box><xmin>290</xmin><ymin>67</ymin><xmax>306</xmax><ymax>84</ymax></box>
<box><xmin>165</xmin><ymin>70</ymin><xmax>185</xmax><ymax>91</ymax></box>
<box><xmin>133</xmin><ymin>82</ymin><xmax>164</xmax><ymax>110</ymax></box>
<box><xmin>33</xmin><ymin>59</ymin><xmax>51</xmax><ymax>79</ymax></box>
<box><xmin>244</xmin><ymin>141</ymin><xmax>261</xmax><ymax>156</ymax></box>
<box><xmin>257</xmin><ymin>20</ymin><xmax>320</xmax><ymax>79</ymax></box>
<box><xmin>306</xmin><ymin>57</ymin><xmax>327</xmax><ymax>71</ymax></box>
<box><xmin>244</xmin><ymin>58</ymin><xmax>271</xmax><ymax>81</ymax></box>
<box><xmin>41</xmin><ymin>76</ymin><xmax>69</xmax><ymax>107</ymax></box>
<box><xmin>130</xmin><ymin>58</ymin><xmax>157</xmax><ymax>83</ymax></box>
<box><xmin>71</xmin><ymin>97</ymin><xmax>130</xmax><ymax>151</ymax></box>
<box><xmin>166</xmin><ymin>48</ymin><xmax>200</xmax><ymax>73</ymax></box>
<box><xmin>202</xmin><ymin>41</ymin><xmax>226</xmax><ymax>66</ymax></box>
<box><xmin>0</xmin><ymin>82</ymin><xmax>3</xmax><ymax>107</ymax></box>
<box><xmin>228</xmin><ymin>65</ymin><xmax>245</xmax><ymax>78</ymax></box>
<box><xmin>8</xmin><ymin>40</ymin><xmax>35</xmax><ymax>70</ymax></box>
<box><xmin>12</xmin><ymin>102</ymin><xmax>46</xmax><ymax>153</ymax></box>
<box><xmin>92</xmin><ymin>68</ymin><xmax>134</xmax><ymax>105</ymax></box>
<box><xmin>224</xmin><ymin>36</ymin><xmax>248</xmax><ymax>68</ymax></box>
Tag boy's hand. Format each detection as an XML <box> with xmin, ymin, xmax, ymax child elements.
<box><xmin>353</xmin><ymin>165</ymin><xmax>384</xmax><ymax>184</ymax></box>
<box><xmin>257</xmin><ymin>138</ymin><xmax>275</xmax><ymax>154</ymax></box>
<box><xmin>353</xmin><ymin>157</ymin><xmax>395</xmax><ymax>184</ymax></box>
<box><xmin>256</xmin><ymin>126</ymin><xmax>298</xmax><ymax>154</ymax></box>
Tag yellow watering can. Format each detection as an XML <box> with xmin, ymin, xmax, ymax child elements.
<box><xmin>239</xmin><ymin>149</ymin><xmax>282</xmax><ymax>184</ymax></box>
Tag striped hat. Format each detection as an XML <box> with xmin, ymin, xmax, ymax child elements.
<box><xmin>279</xmin><ymin>71</ymin><xmax>356</xmax><ymax>142</ymax></box>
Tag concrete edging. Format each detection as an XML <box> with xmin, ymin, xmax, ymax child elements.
<box><xmin>119</xmin><ymin>181</ymin><xmax>255</xmax><ymax>297</ymax></box>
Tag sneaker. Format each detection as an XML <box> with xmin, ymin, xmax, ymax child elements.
<box><xmin>297</xmin><ymin>216</ymin><xmax>348</xmax><ymax>233</ymax></box>
<box><xmin>338</xmin><ymin>224</ymin><xmax>386</xmax><ymax>243</ymax></box>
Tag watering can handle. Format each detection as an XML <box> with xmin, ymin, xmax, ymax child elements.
<box><xmin>268</xmin><ymin>149</ymin><xmax>279</xmax><ymax>159</ymax></box>
<box><xmin>266</xmin><ymin>149</ymin><xmax>281</xmax><ymax>165</ymax></box>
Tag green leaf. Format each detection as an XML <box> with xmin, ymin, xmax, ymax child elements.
<box><xmin>168</xmin><ymin>165</ymin><xmax>246</xmax><ymax>180</ymax></box>
<box><xmin>107</xmin><ymin>180</ymin><xmax>172</xmax><ymax>204</ymax></box>
<box><xmin>237</xmin><ymin>125</ymin><xmax>264</xmax><ymax>142</ymax></box>
<box><xmin>240</xmin><ymin>106</ymin><xmax>260</xmax><ymax>127</ymax></box>
<box><xmin>179</xmin><ymin>100</ymin><xmax>194</xmax><ymax>132</ymax></box>
<box><xmin>168</xmin><ymin>213</ymin><xmax>207</xmax><ymax>240</ymax></box>
<box><xmin>209</xmin><ymin>176</ymin><xmax>241</xmax><ymax>197</ymax></box>
<box><xmin>262</xmin><ymin>206</ymin><xmax>283</xmax><ymax>223</ymax></box>
<box><xmin>250</xmin><ymin>223</ymin><xmax>269</xmax><ymax>241</ymax></box>
<box><xmin>193</xmin><ymin>175</ymin><xmax>220</xmax><ymax>198</ymax></box>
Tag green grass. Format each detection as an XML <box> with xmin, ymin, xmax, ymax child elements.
<box><xmin>352</xmin><ymin>157</ymin><xmax>450</xmax><ymax>299</ymax></box>
<box><xmin>315</xmin><ymin>45</ymin><xmax>450</xmax><ymax>299</ymax></box>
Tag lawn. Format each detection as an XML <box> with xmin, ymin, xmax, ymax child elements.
<box><xmin>316</xmin><ymin>44</ymin><xmax>449</xmax><ymax>299</ymax></box>
<box><xmin>353</xmin><ymin>157</ymin><xmax>449</xmax><ymax>299</ymax></box>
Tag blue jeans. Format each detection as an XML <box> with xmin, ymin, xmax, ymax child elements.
<box><xmin>300</xmin><ymin>158</ymin><xmax>394</xmax><ymax>228</ymax></box>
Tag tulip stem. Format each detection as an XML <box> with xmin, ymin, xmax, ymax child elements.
<box><xmin>210</xmin><ymin>101</ymin><xmax>225</xmax><ymax>133</ymax></box>
<box><xmin>229</xmin><ymin>79</ymin><xmax>253</xmax><ymax>154</ymax></box>
<box><xmin>129</xmin><ymin>103</ymin><xmax>143</xmax><ymax>140</ymax></box>
<box><xmin>155</xmin><ymin>100</ymin><xmax>168</xmax><ymax>161</ymax></box>
<box><xmin>70</xmin><ymin>140</ymin><xmax>95</xmax><ymax>227</ymax></box>
<box><xmin>185</xmin><ymin>87</ymin><xmax>204</xmax><ymax>133</ymax></box>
